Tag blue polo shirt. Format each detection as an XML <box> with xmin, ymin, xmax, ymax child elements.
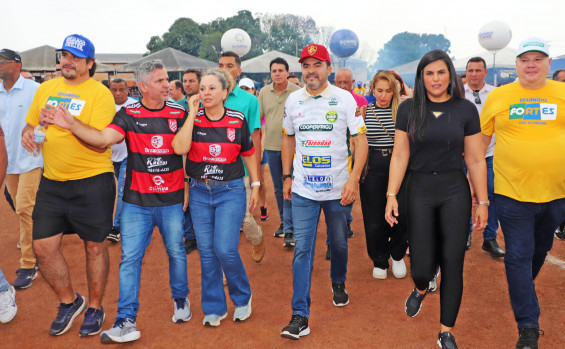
<box><xmin>0</xmin><ymin>76</ymin><xmax>42</xmax><ymax>174</ymax></box>
<box><xmin>224</xmin><ymin>85</ymin><xmax>261</xmax><ymax>176</ymax></box>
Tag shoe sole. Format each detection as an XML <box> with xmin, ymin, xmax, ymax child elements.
<box><xmin>172</xmin><ymin>311</ymin><xmax>192</xmax><ymax>323</ymax></box>
<box><xmin>372</xmin><ymin>269</ymin><xmax>387</xmax><ymax>280</ymax></box>
<box><xmin>100</xmin><ymin>330</ymin><xmax>141</xmax><ymax>343</ymax></box>
<box><xmin>281</xmin><ymin>327</ymin><xmax>310</xmax><ymax>340</ymax></box>
<box><xmin>79</xmin><ymin>312</ymin><xmax>105</xmax><ymax>337</ymax></box>
<box><xmin>14</xmin><ymin>271</ymin><xmax>39</xmax><ymax>289</ymax></box>
<box><xmin>234</xmin><ymin>296</ymin><xmax>252</xmax><ymax>322</ymax></box>
<box><xmin>260</xmin><ymin>216</ymin><xmax>269</xmax><ymax>221</ymax></box>
<box><xmin>283</xmin><ymin>241</ymin><xmax>295</xmax><ymax>247</ymax></box>
<box><xmin>50</xmin><ymin>296</ymin><xmax>87</xmax><ymax>336</ymax></box>
<box><xmin>106</xmin><ymin>237</ymin><xmax>120</xmax><ymax>243</ymax></box>
<box><xmin>203</xmin><ymin>313</ymin><xmax>227</xmax><ymax>327</ymax></box>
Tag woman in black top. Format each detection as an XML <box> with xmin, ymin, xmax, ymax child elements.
<box><xmin>360</xmin><ymin>71</ymin><xmax>407</xmax><ymax>280</ymax></box>
<box><xmin>385</xmin><ymin>50</ymin><xmax>487</xmax><ymax>349</ymax></box>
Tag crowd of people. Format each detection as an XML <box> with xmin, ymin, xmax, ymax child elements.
<box><xmin>0</xmin><ymin>33</ymin><xmax>564</xmax><ymax>349</ymax></box>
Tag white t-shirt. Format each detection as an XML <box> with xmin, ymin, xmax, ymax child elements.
<box><xmin>111</xmin><ymin>97</ymin><xmax>137</xmax><ymax>162</ymax></box>
<box><xmin>283</xmin><ymin>84</ymin><xmax>366</xmax><ymax>201</ymax></box>
<box><xmin>465</xmin><ymin>83</ymin><xmax>496</xmax><ymax>157</ymax></box>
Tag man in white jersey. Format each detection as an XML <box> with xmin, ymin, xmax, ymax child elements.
<box><xmin>107</xmin><ymin>78</ymin><xmax>137</xmax><ymax>242</ymax></box>
<box><xmin>280</xmin><ymin>44</ymin><xmax>368</xmax><ymax>340</ymax></box>
<box><xmin>464</xmin><ymin>57</ymin><xmax>505</xmax><ymax>258</ymax></box>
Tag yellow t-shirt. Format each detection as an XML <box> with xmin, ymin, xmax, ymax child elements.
<box><xmin>353</xmin><ymin>87</ymin><xmax>366</xmax><ymax>96</ymax></box>
<box><xmin>481</xmin><ymin>80</ymin><xmax>565</xmax><ymax>202</ymax></box>
<box><xmin>25</xmin><ymin>77</ymin><xmax>115</xmax><ymax>181</ymax></box>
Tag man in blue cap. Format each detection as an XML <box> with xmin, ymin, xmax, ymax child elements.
<box><xmin>22</xmin><ymin>34</ymin><xmax>116</xmax><ymax>337</ymax></box>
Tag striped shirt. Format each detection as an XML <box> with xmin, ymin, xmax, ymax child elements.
<box><xmin>186</xmin><ymin>107</ymin><xmax>254</xmax><ymax>181</ymax></box>
<box><xmin>365</xmin><ymin>103</ymin><xmax>395</xmax><ymax>148</ymax></box>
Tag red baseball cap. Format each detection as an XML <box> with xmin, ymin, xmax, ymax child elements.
<box><xmin>299</xmin><ymin>44</ymin><xmax>331</xmax><ymax>64</ymax></box>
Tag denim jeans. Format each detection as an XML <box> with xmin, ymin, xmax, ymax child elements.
<box><xmin>183</xmin><ymin>206</ymin><xmax>195</xmax><ymax>240</ymax></box>
<box><xmin>496</xmin><ymin>194</ymin><xmax>565</xmax><ymax>329</ymax></box>
<box><xmin>482</xmin><ymin>156</ymin><xmax>498</xmax><ymax>240</ymax></box>
<box><xmin>265</xmin><ymin>150</ymin><xmax>293</xmax><ymax>233</ymax></box>
<box><xmin>291</xmin><ymin>193</ymin><xmax>352</xmax><ymax>318</ymax></box>
<box><xmin>0</xmin><ymin>268</ymin><xmax>9</xmax><ymax>293</ymax></box>
<box><xmin>112</xmin><ymin>158</ymin><xmax>127</xmax><ymax>229</ymax></box>
<box><xmin>116</xmin><ymin>202</ymin><xmax>189</xmax><ymax>320</ymax></box>
<box><xmin>189</xmin><ymin>178</ymin><xmax>251</xmax><ymax>315</ymax></box>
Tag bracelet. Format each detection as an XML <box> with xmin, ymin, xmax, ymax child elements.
<box><xmin>282</xmin><ymin>174</ymin><xmax>292</xmax><ymax>181</ymax></box>
<box><xmin>184</xmin><ymin>178</ymin><xmax>189</xmax><ymax>183</ymax></box>
<box><xmin>386</xmin><ymin>193</ymin><xmax>396</xmax><ymax>197</ymax></box>
<box><xmin>477</xmin><ymin>200</ymin><xmax>490</xmax><ymax>206</ymax></box>
<box><xmin>250</xmin><ymin>181</ymin><xmax>261</xmax><ymax>188</ymax></box>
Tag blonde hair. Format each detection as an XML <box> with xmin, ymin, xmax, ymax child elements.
<box><xmin>370</xmin><ymin>71</ymin><xmax>400</xmax><ymax>123</ymax></box>
<box><xmin>203</xmin><ymin>68</ymin><xmax>235</xmax><ymax>93</ymax></box>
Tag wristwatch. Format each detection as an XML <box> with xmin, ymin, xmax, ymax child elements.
<box><xmin>282</xmin><ymin>174</ymin><xmax>292</xmax><ymax>181</ymax></box>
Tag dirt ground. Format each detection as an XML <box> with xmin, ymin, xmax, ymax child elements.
<box><xmin>1</xmin><ymin>168</ymin><xmax>564</xmax><ymax>348</ymax></box>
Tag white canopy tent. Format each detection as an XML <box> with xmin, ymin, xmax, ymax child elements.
<box><xmin>241</xmin><ymin>50</ymin><xmax>302</xmax><ymax>73</ymax></box>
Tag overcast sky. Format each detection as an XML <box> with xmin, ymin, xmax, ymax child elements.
<box><xmin>4</xmin><ymin>0</ymin><xmax>564</xmax><ymax>61</ymax></box>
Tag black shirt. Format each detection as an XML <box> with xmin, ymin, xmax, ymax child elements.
<box><xmin>395</xmin><ymin>98</ymin><xmax>480</xmax><ymax>173</ymax></box>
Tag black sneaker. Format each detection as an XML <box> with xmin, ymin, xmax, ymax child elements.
<box><xmin>79</xmin><ymin>307</ymin><xmax>105</xmax><ymax>336</ymax></box>
<box><xmin>325</xmin><ymin>245</ymin><xmax>331</xmax><ymax>260</ymax></box>
<box><xmin>49</xmin><ymin>293</ymin><xmax>87</xmax><ymax>336</ymax></box>
<box><xmin>184</xmin><ymin>238</ymin><xmax>197</xmax><ymax>254</ymax></box>
<box><xmin>274</xmin><ymin>223</ymin><xmax>284</xmax><ymax>238</ymax></box>
<box><xmin>107</xmin><ymin>228</ymin><xmax>121</xmax><ymax>243</ymax></box>
<box><xmin>516</xmin><ymin>328</ymin><xmax>543</xmax><ymax>349</ymax></box>
<box><xmin>283</xmin><ymin>232</ymin><xmax>295</xmax><ymax>247</ymax></box>
<box><xmin>260</xmin><ymin>206</ymin><xmax>269</xmax><ymax>221</ymax></box>
<box><xmin>405</xmin><ymin>288</ymin><xmax>427</xmax><ymax>317</ymax></box>
<box><xmin>555</xmin><ymin>222</ymin><xmax>565</xmax><ymax>240</ymax></box>
<box><xmin>482</xmin><ymin>237</ymin><xmax>505</xmax><ymax>258</ymax></box>
<box><xmin>13</xmin><ymin>267</ymin><xmax>38</xmax><ymax>289</ymax></box>
<box><xmin>331</xmin><ymin>282</ymin><xmax>349</xmax><ymax>307</ymax></box>
<box><xmin>437</xmin><ymin>331</ymin><xmax>458</xmax><ymax>349</ymax></box>
<box><xmin>281</xmin><ymin>314</ymin><xmax>310</xmax><ymax>340</ymax></box>
<box><xmin>466</xmin><ymin>234</ymin><xmax>472</xmax><ymax>250</ymax></box>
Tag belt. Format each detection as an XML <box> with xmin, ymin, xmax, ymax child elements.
<box><xmin>193</xmin><ymin>178</ymin><xmax>226</xmax><ymax>187</ymax></box>
<box><xmin>369</xmin><ymin>147</ymin><xmax>393</xmax><ymax>157</ymax></box>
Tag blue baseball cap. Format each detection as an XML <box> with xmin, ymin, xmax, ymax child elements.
<box><xmin>56</xmin><ymin>34</ymin><xmax>95</xmax><ymax>59</ymax></box>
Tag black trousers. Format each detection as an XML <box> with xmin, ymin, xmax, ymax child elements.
<box><xmin>406</xmin><ymin>170</ymin><xmax>471</xmax><ymax>327</ymax></box>
<box><xmin>360</xmin><ymin>149</ymin><xmax>407</xmax><ymax>269</ymax></box>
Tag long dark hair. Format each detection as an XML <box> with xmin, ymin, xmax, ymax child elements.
<box><xmin>408</xmin><ymin>49</ymin><xmax>462</xmax><ymax>139</ymax></box>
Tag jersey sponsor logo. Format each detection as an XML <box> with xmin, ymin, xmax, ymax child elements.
<box><xmin>303</xmin><ymin>175</ymin><xmax>333</xmax><ymax>192</ymax></box>
<box><xmin>282</xmin><ymin>127</ymin><xmax>288</xmax><ymax>136</ymax></box>
<box><xmin>196</xmin><ymin>131</ymin><xmax>206</xmax><ymax>136</ymax></box>
<box><xmin>168</xmin><ymin>119</ymin><xmax>177</xmax><ymax>132</ymax></box>
<box><xmin>329</xmin><ymin>97</ymin><xmax>338</xmax><ymax>106</ymax></box>
<box><xmin>135</xmin><ymin>121</ymin><xmax>147</xmax><ymax>127</ymax></box>
<box><xmin>170</xmin><ymin>111</ymin><xmax>181</xmax><ymax>115</ymax></box>
<box><xmin>520</xmin><ymin>98</ymin><xmax>548</xmax><ymax>102</ymax></box>
<box><xmin>203</xmin><ymin>156</ymin><xmax>227</xmax><ymax>163</ymax></box>
<box><xmin>204</xmin><ymin>165</ymin><xmax>224</xmax><ymax>176</ymax></box>
<box><xmin>46</xmin><ymin>96</ymin><xmax>86</xmax><ymax>116</ymax></box>
<box><xmin>147</xmin><ymin>157</ymin><xmax>167</xmax><ymax>168</ymax></box>
<box><xmin>227</xmin><ymin>128</ymin><xmax>236</xmax><ymax>142</ymax></box>
<box><xmin>149</xmin><ymin>175</ymin><xmax>169</xmax><ymax>192</ymax></box>
<box><xmin>298</xmin><ymin>100</ymin><xmax>304</xmax><ymax>105</ymax></box>
<box><xmin>151</xmin><ymin>136</ymin><xmax>164</xmax><ymax>148</ymax></box>
<box><xmin>355</xmin><ymin>107</ymin><xmax>363</xmax><ymax>117</ymax></box>
<box><xmin>509</xmin><ymin>103</ymin><xmax>557</xmax><ymax>120</ymax></box>
<box><xmin>357</xmin><ymin>125</ymin><xmax>367</xmax><ymax>134</ymax></box>
<box><xmin>194</xmin><ymin>118</ymin><xmax>202</xmax><ymax>123</ymax></box>
<box><xmin>228</xmin><ymin>120</ymin><xmax>239</xmax><ymax>124</ymax></box>
<box><xmin>209</xmin><ymin>144</ymin><xmax>222</xmax><ymax>157</ymax></box>
<box><xmin>299</xmin><ymin>124</ymin><xmax>333</xmax><ymax>132</ymax></box>
<box><xmin>302</xmin><ymin>140</ymin><xmax>332</xmax><ymax>148</ymax></box>
<box><xmin>325</xmin><ymin>110</ymin><xmax>338</xmax><ymax>123</ymax></box>
<box><xmin>302</xmin><ymin>155</ymin><xmax>331</xmax><ymax>168</ymax></box>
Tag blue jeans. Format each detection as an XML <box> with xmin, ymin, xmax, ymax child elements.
<box><xmin>326</xmin><ymin>211</ymin><xmax>353</xmax><ymax>245</ymax></box>
<box><xmin>189</xmin><ymin>178</ymin><xmax>251</xmax><ymax>315</ymax></box>
<box><xmin>265</xmin><ymin>150</ymin><xmax>293</xmax><ymax>233</ymax></box>
<box><xmin>291</xmin><ymin>193</ymin><xmax>352</xmax><ymax>318</ymax></box>
<box><xmin>117</xmin><ymin>202</ymin><xmax>189</xmax><ymax>320</ymax></box>
<box><xmin>112</xmin><ymin>158</ymin><xmax>127</xmax><ymax>229</ymax></box>
<box><xmin>183</xmin><ymin>205</ymin><xmax>195</xmax><ymax>240</ymax></box>
<box><xmin>0</xmin><ymin>268</ymin><xmax>9</xmax><ymax>292</ymax></box>
<box><xmin>482</xmin><ymin>156</ymin><xmax>498</xmax><ymax>240</ymax></box>
<box><xmin>496</xmin><ymin>194</ymin><xmax>565</xmax><ymax>329</ymax></box>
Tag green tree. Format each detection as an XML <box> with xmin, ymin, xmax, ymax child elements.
<box><xmin>263</xmin><ymin>23</ymin><xmax>310</xmax><ymax>56</ymax></box>
<box><xmin>146</xmin><ymin>18</ymin><xmax>202</xmax><ymax>56</ymax></box>
<box><xmin>199</xmin><ymin>32</ymin><xmax>223</xmax><ymax>62</ymax></box>
<box><xmin>372</xmin><ymin>32</ymin><xmax>451</xmax><ymax>70</ymax></box>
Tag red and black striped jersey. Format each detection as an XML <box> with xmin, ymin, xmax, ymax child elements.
<box><xmin>108</xmin><ymin>101</ymin><xmax>186</xmax><ymax>207</ymax></box>
<box><xmin>186</xmin><ymin>107</ymin><xmax>254</xmax><ymax>181</ymax></box>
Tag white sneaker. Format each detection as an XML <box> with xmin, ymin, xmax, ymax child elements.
<box><xmin>172</xmin><ymin>296</ymin><xmax>192</xmax><ymax>323</ymax></box>
<box><xmin>391</xmin><ymin>256</ymin><xmax>407</xmax><ymax>279</ymax></box>
<box><xmin>372</xmin><ymin>267</ymin><xmax>387</xmax><ymax>279</ymax></box>
<box><xmin>100</xmin><ymin>318</ymin><xmax>140</xmax><ymax>344</ymax></box>
<box><xmin>0</xmin><ymin>286</ymin><xmax>17</xmax><ymax>323</ymax></box>
<box><xmin>429</xmin><ymin>269</ymin><xmax>440</xmax><ymax>292</ymax></box>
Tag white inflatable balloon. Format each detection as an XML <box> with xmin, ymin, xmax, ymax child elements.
<box><xmin>478</xmin><ymin>21</ymin><xmax>512</xmax><ymax>52</ymax></box>
<box><xmin>221</xmin><ymin>29</ymin><xmax>252</xmax><ymax>57</ymax></box>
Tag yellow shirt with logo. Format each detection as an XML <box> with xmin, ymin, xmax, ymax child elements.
<box><xmin>481</xmin><ymin>80</ymin><xmax>565</xmax><ymax>202</ymax></box>
<box><xmin>25</xmin><ymin>77</ymin><xmax>115</xmax><ymax>181</ymax></box>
